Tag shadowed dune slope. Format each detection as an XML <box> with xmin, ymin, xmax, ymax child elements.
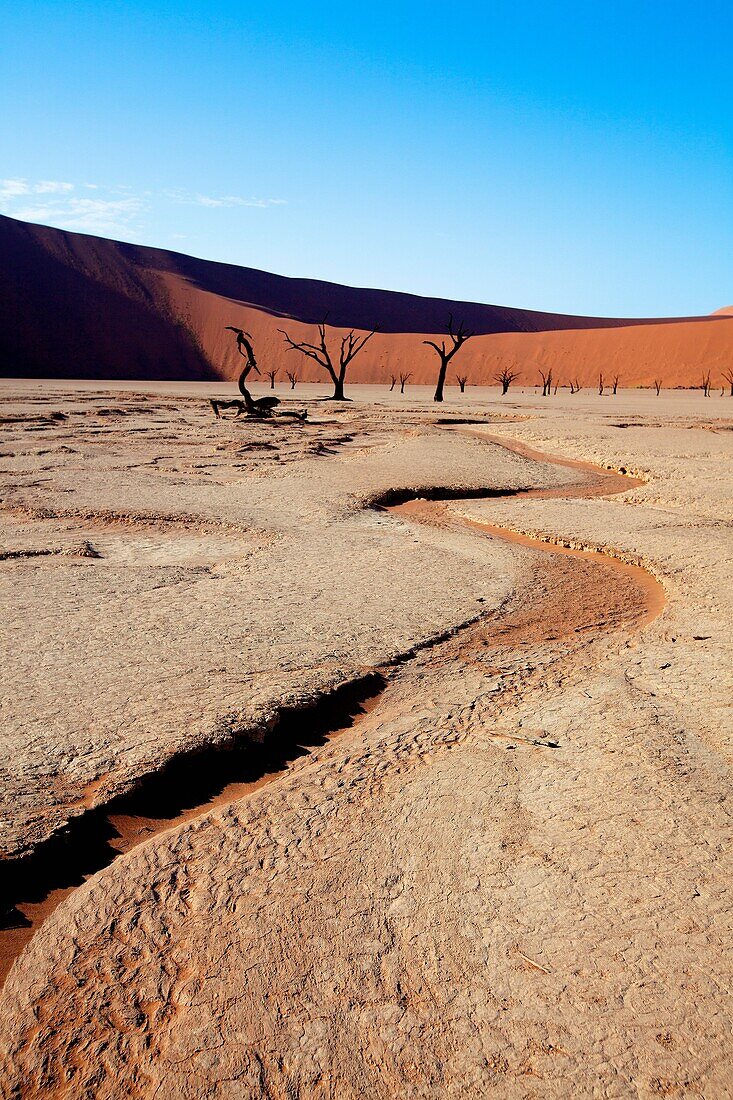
<box><xmin>0</xmin><ymin>216</ymin><xmax>213</xmax><ymax>381</ymax></box>
<box><xmin>1</xmin><ymin>214</ymin><xmax>731</xmax><ymax>387</ymax></box>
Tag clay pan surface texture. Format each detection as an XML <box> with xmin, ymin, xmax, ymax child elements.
<box><xmin>1</xmin><ymin>381</ymin><xmax>731</xmax><ymax>1098</ymax></box>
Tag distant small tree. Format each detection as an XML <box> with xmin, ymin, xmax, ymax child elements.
<box><xmin>280</xmin><ymin>319</ymin><xmax>379</xmax><ymax>401</ymax></box>
<box><xmin>722</xmin><ymin>368</ymin><xmax>733</xmax><ymax>396</ymax></box>
<box><xmin>573</xmin><ymin>378</ymin><xmax>582</xmax><ymax>393</ymax></box>
<box><xmin>538</xmin><ymin>368</ymin><xmax>553</xmax><ymax>397</ymax></box>
<box><xmin>598</xmin><ymin>373</ymin><xmax>604</xmax><ymax>396</ymax></box>
<box><xmin>265</xmin><ymin>369</ymin><xmax>278</xmax><ymax>390</ymax></box>
<box><xmin>654</xmin><ymin>379</ymin><xmax>663</xmax><ymax>395</ymax></box>
<box><xmin>701</xmin><ymin>372</ymin><xmax>712</xmax><ymax>398</ymax></box>
<box><xmin>612</xmin><ymin>374</ymin><xmax>620</xmax><ymax>395</ymax></box>
<box><xmin>456</xmin><ymin>374</ymin><xmax>468</xmax><ymax>393</ymax></box>
<box><xmin>424</xmin><ymin>316</ymin><xmax>473</xmax><ymax>402</ymax></box>
<box><xmin>553</xmin><ymin>380</ymin><xmax>559</xmax><ymax>395</ymax></box>
<box><xmin>399</xmin><ymin>371</ymin><xmax>412</xmax><ymax>394</ymax></box>
<box><xmin>285</xmin><ymin>370</ymin><xmax>299</xmax><ymax>390</ymax></box>
<box><xmin>494</xmin><ymin>366</ymin><xmax>520</xmax><ymax>395</ymax></box>
<box><xmin>389</xmin><ymin>374</ymin><xmax>397</xmax><ymax>391</ymax></box>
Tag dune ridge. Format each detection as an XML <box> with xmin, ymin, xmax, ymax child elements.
<box><xmin>1</xmin><ymin>213</ymin><xmax>731</xmax><ymax>389</ymax></box>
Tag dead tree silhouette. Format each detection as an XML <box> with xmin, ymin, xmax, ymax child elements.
<box><xmin>612</xmin><ymin>374</ymin><xmax>620</xmax><ymax>395</ymax></box>
<box><xmin>598</xmin><ymin>373</ymin><xmax>604</xmax><ymax>396</ymax></box>
<box><xmin>654</xmin><ymin>379</ymin><xmax>663</xmax><ymax>395</ymax></box>
<box><xmin>279</xmin><ymin>319</ymin><xmax>378</xmax><ymax>401</ymax></box>
<box><xmin>237</xmin><ymin>364</ymin><xmax>280</xmax><ymax>416</ymax></box>
<box><xmin>456</xmin><ymin>374</ymin><xmax>468</xmax><ymax>393</ymax></box>
<box><xmin>494</xmin><ymin>367</ymin><xmax>520</xmax><ymax>395</ymax></box>
<box><xmin>424</xmin><ymin>316</ymin><xmax>473</xmax><ymax>402</ymax></box>
<box><xmin>210</xmin><ymin>398</ymin><xmax>246</xmax><ymax>419</ymax></box>
<box><xmin>285</xmin><ymin>370</ymin><xmax>299</xmax><ymax>390</ymax></box>
<box><xmin>399</xmin><ymin>371</ymin><xmax>412</xmax><ymax>394</ymax></box>
<box><xmin>210</xmin><ymin>328</ymin><xmax>283</xmax><ymax>418</ymax></box>
<box><xmin>265</xmin><ymin>369</ymin><xmax>278</xmax><ymax>390</ymax></box>
<box><xmin>722</xmin><ymin>367</ymin><xmax>733</xmax><ymax>396</ymax></box>
<box><xmin>389</xmin><ymin>374</ymin><xmax>397</xmax><ymax>391</ymax></box>
<box><xmin>225</xmin><ymin>326</ymin><xmax>257</xmax><ymax>364</ymax></box>
<box><xmin>701</xmin><ymin>372</ymin><xmax>712</xmax><ymax>398</ymax></box>
<box><xmin>227</xmin><ymin>330</ymin><xmax>282</xmax><ymax>415</ymax></box>
<box><xmin>538</xmin><ymin>368</ymin><xmax>553</xmax><ymax>397</ymax></box>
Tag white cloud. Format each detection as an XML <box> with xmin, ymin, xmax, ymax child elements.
<box><xmin>0</xmin><ymin>178</ymin><xmax>74</xmax><ymax>203</ymax></box>
<box><xmin>164</xmin><ymin>188</ymin><xmax>286</xmax><ymax>209</ymax></box>
<box><xmin>35</xmin><ymin>180</ymin><xmax>74</xmax><ymax>194</ymax></box>
<box><xmin>13</xmin><ymin>196</ymin><xmax>145</xmax><ymax>235</ymax></box>
<box><xmin>1</xmin><ymin>177</ymin><xmax>287</xmax><ymax>237</ymax></box>
<box><xmin>0</xmin><ymin>177</ymin><xmax>145</xmax><ymax>234</ymax></box>
<box><xmin>0</xmin><ymin>178</ymin><xmax>32</xmax><ymax>200</ymax></box>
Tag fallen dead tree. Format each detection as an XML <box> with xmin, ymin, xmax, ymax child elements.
<box><xmin>210</xmin><ymin>398</ymin><xmax>307</xmax><ymax>422</ymax></box>
<box><xmin>212</xmin><ymin>329</ymin><xmax>307</xmax><ymax>421</ymax></box>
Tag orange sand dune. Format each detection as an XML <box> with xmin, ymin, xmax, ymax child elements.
<box><xmin>1</xmin><ymin>214</ymin><xmax>731</xmax><ymax>389</ymax></box>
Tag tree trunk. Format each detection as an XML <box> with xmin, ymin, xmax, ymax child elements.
<box><xmin>434</xmin><ymin>362</ymin><xmax>448</xmax><ymax>402</ymax></box>
<box><xmin>502</xmin><ymin>381</ymin><xmax>509</xmax><ymax>394</ymax></box>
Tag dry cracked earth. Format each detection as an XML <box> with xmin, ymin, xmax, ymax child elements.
<box><xmin>0</xmin><ymin>381</ymin><xmax>731</xmax><ymax>1098</ymax></box>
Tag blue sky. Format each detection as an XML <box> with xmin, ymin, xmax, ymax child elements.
<box><xmin>1</xmin><ymin>1</ymin><xmax>731</xmax><ymax>316</ymax></box>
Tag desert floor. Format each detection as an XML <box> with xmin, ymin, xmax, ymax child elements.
<box><xmin>0</xmin><ymin>381</ymin><xmax>731</xmax><ymax>1098</ymax></box>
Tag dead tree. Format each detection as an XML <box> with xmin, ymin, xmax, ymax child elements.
<box><xmin>553</xmin><ymin>380</ymin><xmax>559</xmax><ymax>395</ymax></box>
<box><xmin>210</xmin><ymin>398</ymin><xmax>247</xmax><ymax>419</ymax></box>
<box><xmin>598</xmin><ymin>373</ymin><xmax>604</xmax><ymax>396</ymax></box>
<box><xmin>210</xmin><ymin>398</ymin><xmax>306</xmax><ymax>422</ymax></box>
<box><xmin>279</xmin><ymin>319</ymin><xmax>378</xmax><ymax>401</ymax></box>
<box><xmin>389</xmin><ymin>374</ymin><xmax>397</xmax><ymax>391</ymax></box>
<box><xmin>701</xmin><ymin>372</ymin><xmax>712</xmax><ymax>398</ymax></box>
<box><xmin>235</xmin><ymin>358</ymin><xmax>279</xmax><ymax>415</ymax></box>
<box><xmin>654</xmin><ymin>379</ymin><xmax>663</xmax><ymax>395</ymax></box>
<box><xmin>456</xmin><ymin>374</ymin><xmax>468</xmax><ymax>393</ymax></box>
<box><xmin>285</xmin><ymin>370</ymin><xmax>299</xmax><ymax>390</ymax></box>
<box><xmin>722</xmin><ymin>367</ymin><xmax>733</xmax><ymax>396</ymax></box>
<box><xmin>399</xmin><ymin>371</ymin><xmax>412</xmax><ymax>394</ymax></box>
<box><xmin>573</xmin><ymin>378</ymin><xmax>582</xmax><ymax>394</ymax></box>
<box><xmin>612</xmin><ymin>374</ymin><xmax>620</xmax><ymax>395</ymax></box>
<box><xmin>538</xmin><ymin>368</ymin><xmax>553</xmax><ymax>397</ymax></box>
<box><xmin>569</xmin><ymin>380</ymin><xmax>576</xmax><ymax>394</ymax></box>
<box><xmin>222</xmin><ymin>328</ymin><xmax>281</xmax><ymax>416</ymax></box>
<box><xmin>225</xmin><ymin>326</ymin><xmax>257</xmax><ymax>365</ymax></box>
<box><xmin>494</xmin><ymin>367</ymin><xmax>520</xmax><ymax>395</ymax></box>
<box><xmin>266</xmin><ymin>369</ymin><xmax>278</xmax><ymax>390</ymax></box>
<box><xmin>215</xmin><ymin>328</ymin><xmax>312</xmax><ymax>420</ymax></box>
<box><xmin>424</xmin><ymin>316</ymin><xmax>473</xmax><ymax>402</ymax></box>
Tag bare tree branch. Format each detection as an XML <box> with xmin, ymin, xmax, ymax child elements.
<box><xmin>721</xmin><ymin>367</ymin><xmax>733</xmax><ymax>396</ymax></box>
<box><xmin>494</xmin><ymin>367</ymin><xmax>520</xmax><ymax>395</ymax></box>
<box><xmin>424</xmin><ymin>317</ymin><xmax>474</xmax><ymax>402</ymax></box>
<box><xmin>280</xmin><ymin>319</ymin><xmax>379</xmax><ymax>400</ymax></box>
